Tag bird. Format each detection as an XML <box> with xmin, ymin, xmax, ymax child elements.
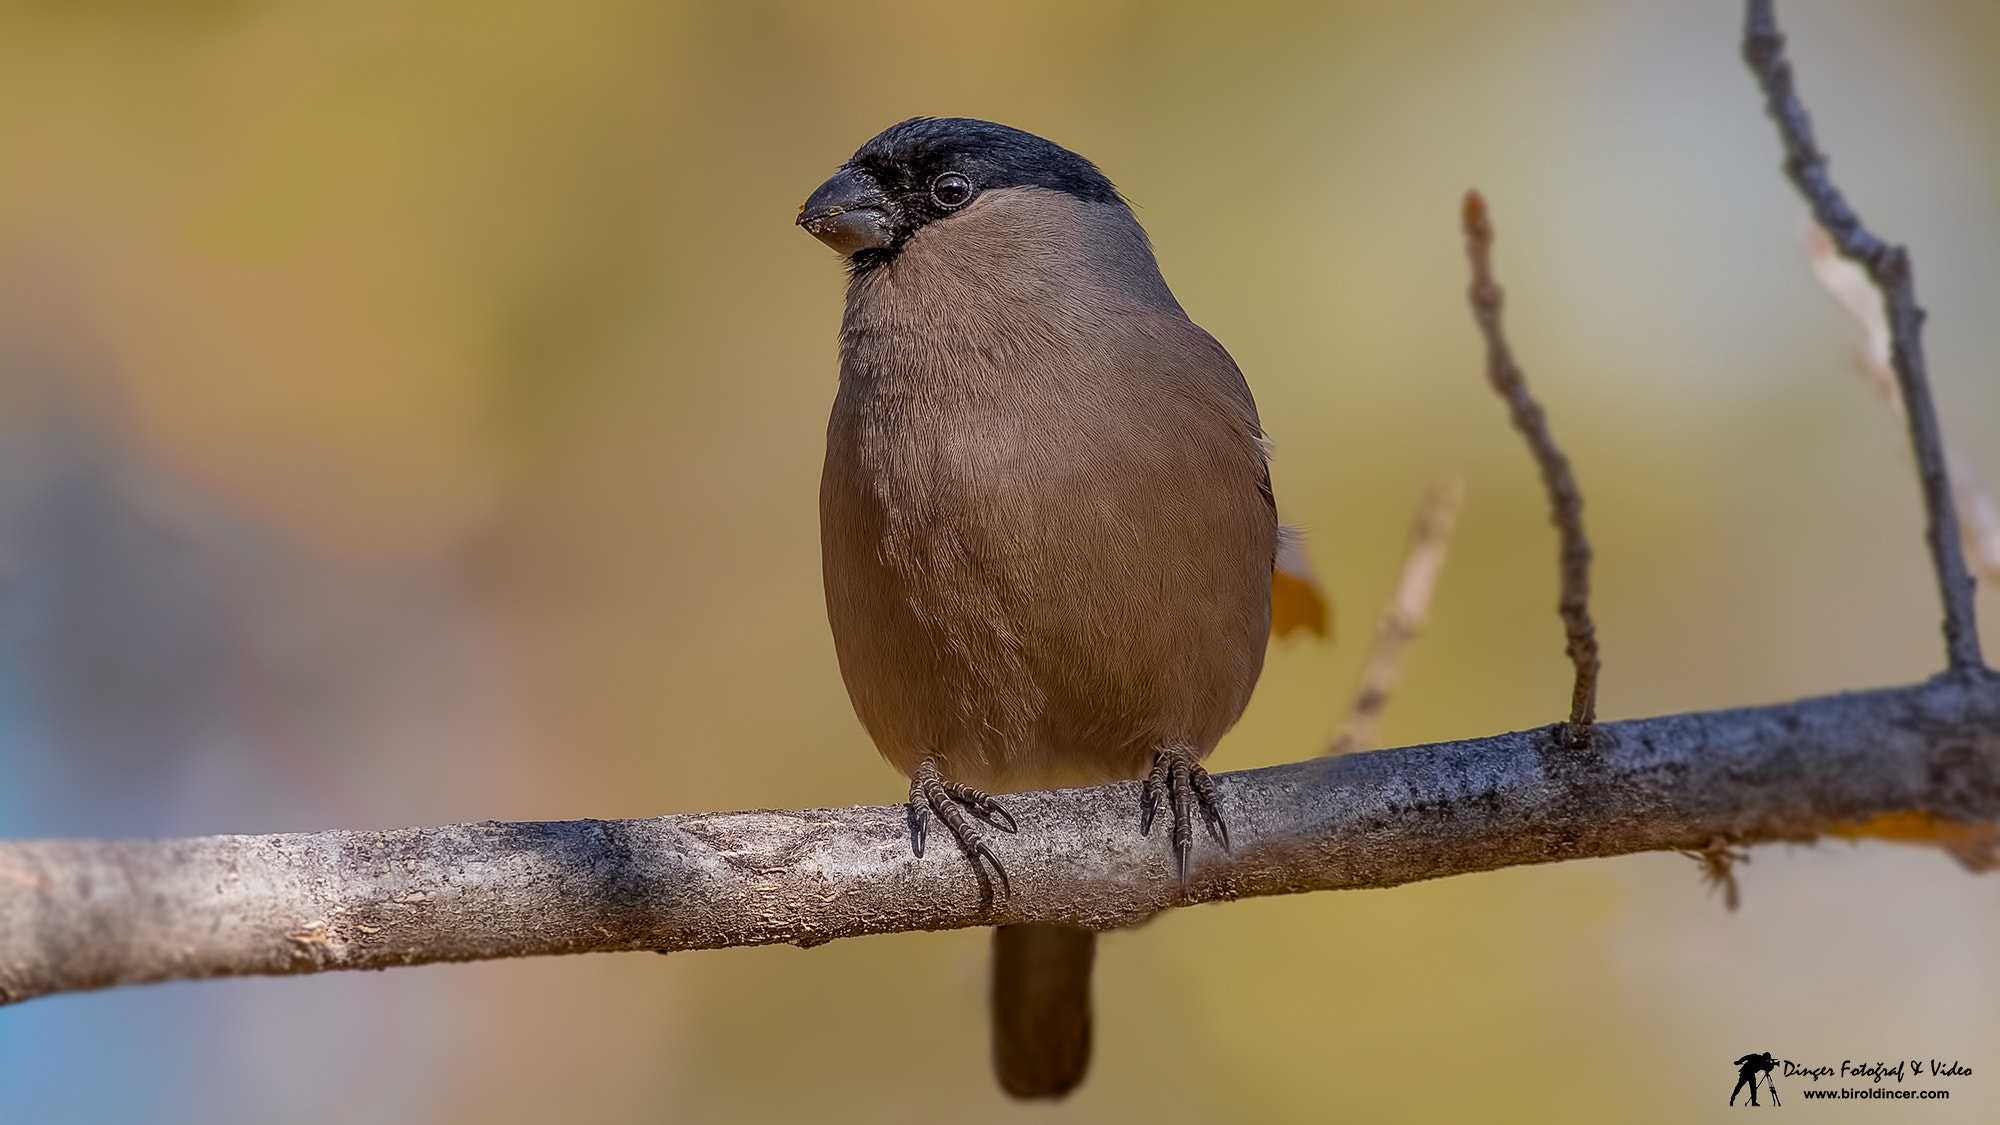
<box><xmin>797</xmin><ymin>117</ymin><xmax>1316</xmax><ymax>1101</ymax></box>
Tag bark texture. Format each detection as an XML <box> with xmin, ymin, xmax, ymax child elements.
<box><xmin>4</xmin><ymin>671</ymin><xmax>1996</xmax><ymax>1006</ymax></box>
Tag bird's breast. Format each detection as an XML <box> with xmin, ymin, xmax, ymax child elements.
<box><xmin>817</xmin><ymin>216</ymin><xmax>1274</xmax><ymax>790</ymax></box>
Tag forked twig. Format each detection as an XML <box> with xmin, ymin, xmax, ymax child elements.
<box><xmin>1805</xmin><ymin>225</ymin><xmax>2000</xmax><ymax>583</ymax></box>
<box><xmin>1683</xmin><ymin>836</ymin><xmax>1749</xmax><ymax>913</ymax></box>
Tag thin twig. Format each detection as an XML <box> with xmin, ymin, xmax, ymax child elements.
<box><xmin>1743</xmin><ymin>0</ymin><xmax>1986</xmax><ymax>673</ymax></box>
<box><xmin>1682</xmin><ymin>836</ymin><xmax>1749</xmax><ymax>912</ymax></box>
<box><xmin>1462</xmin><ymin>191</ymin><xmax>1601</xmax><ymax>744</ymax></box>
<box><xmin>1805</xmin><ymin>225</ymin><xmax>2000</xmax><ymax>582</ymax></box>
<box><xmin>1330</xmin><ymin>476</ymin><xmax>1465</xmax><ymax>755</ymax></box>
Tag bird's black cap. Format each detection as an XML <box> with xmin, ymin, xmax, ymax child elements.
<box><xmin>799</xmin><ymin>118</ymin><xmax>1123</xmax><ymax>269</ymax></box>
<box><xmin>847</xmin><ymin>118</ymin><xmax>1120</xmax><ymax>208</ymax></box>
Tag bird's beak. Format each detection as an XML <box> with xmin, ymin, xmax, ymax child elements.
<box><xmin>798</xmin><ymin>167</ymin><xmax>893</xmax><ymax>256</ymax></box>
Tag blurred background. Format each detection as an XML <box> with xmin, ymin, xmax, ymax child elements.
<box><xmin>2</xmin><ymin>0</ymin><xmax>1997</xmax><ymax>1120</ymax></box>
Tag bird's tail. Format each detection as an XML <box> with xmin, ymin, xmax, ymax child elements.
<box><xmin>991</xmin><ymin>923</ymin><xmax>1096</xmax><ymax>1100</ymax></box>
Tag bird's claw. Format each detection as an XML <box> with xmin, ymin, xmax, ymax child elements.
<box><xmin>1141</xmin><ymin>747</ymin><xmax>1231</xmax><ymax>886</ymax></box>
<box><xmin>909</xmin><ymin>757</ymin><xmax>1016</xmax><ymax>895</ymax></box>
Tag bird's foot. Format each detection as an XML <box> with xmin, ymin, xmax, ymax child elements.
<box><xmin>909</xmin><ymin>757</ymin><xmax>1018</xmax><ymax>893</ymax></box>
<box><xmin>1140</xmin><ymin>746</ymin><xmax>1230</xmax><ymax>885</ymax></box>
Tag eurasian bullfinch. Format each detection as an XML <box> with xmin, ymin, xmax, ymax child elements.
<box><xmin>799</xmin><ymin>117</ymin><xmax>1314</xmax><ymax>1100</ymax></box>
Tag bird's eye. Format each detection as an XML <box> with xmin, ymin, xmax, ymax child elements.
<box><xmin>930</xmin><ymin>172</ymin><xmax>973</xmax><ymax>209</ymax></box>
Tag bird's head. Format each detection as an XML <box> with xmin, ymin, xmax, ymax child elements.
<box><xmin>797</xmin><ymin>118</ymin><xmax>1122</xmax><ymax>271</ymax></box>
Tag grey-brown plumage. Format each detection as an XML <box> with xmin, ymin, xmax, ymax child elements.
<box><xmin>801</xmin><ymin>118</ymin><xmax>1277</xmax><ymax>1101</ymax></box>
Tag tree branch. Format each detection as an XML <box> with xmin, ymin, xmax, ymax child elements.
<box><xmin>1805</xmin><ymin>224</ymin><xmax>2000</xmax><ymax>585</ymax></box>
<box><xmin>1743</xmin><ymin>0</ymin><xmax>1986</xmax><ymax>672</ymax></box>
<box><xmin>1</xmin><ymin>0</ymin><xmax>1994</xmax><ymax>1027</ymax></box>
<box><xmin>4</xmin><ymin>673</ymin><xmax>1997</xmax><ymax>1006</ymax></box>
